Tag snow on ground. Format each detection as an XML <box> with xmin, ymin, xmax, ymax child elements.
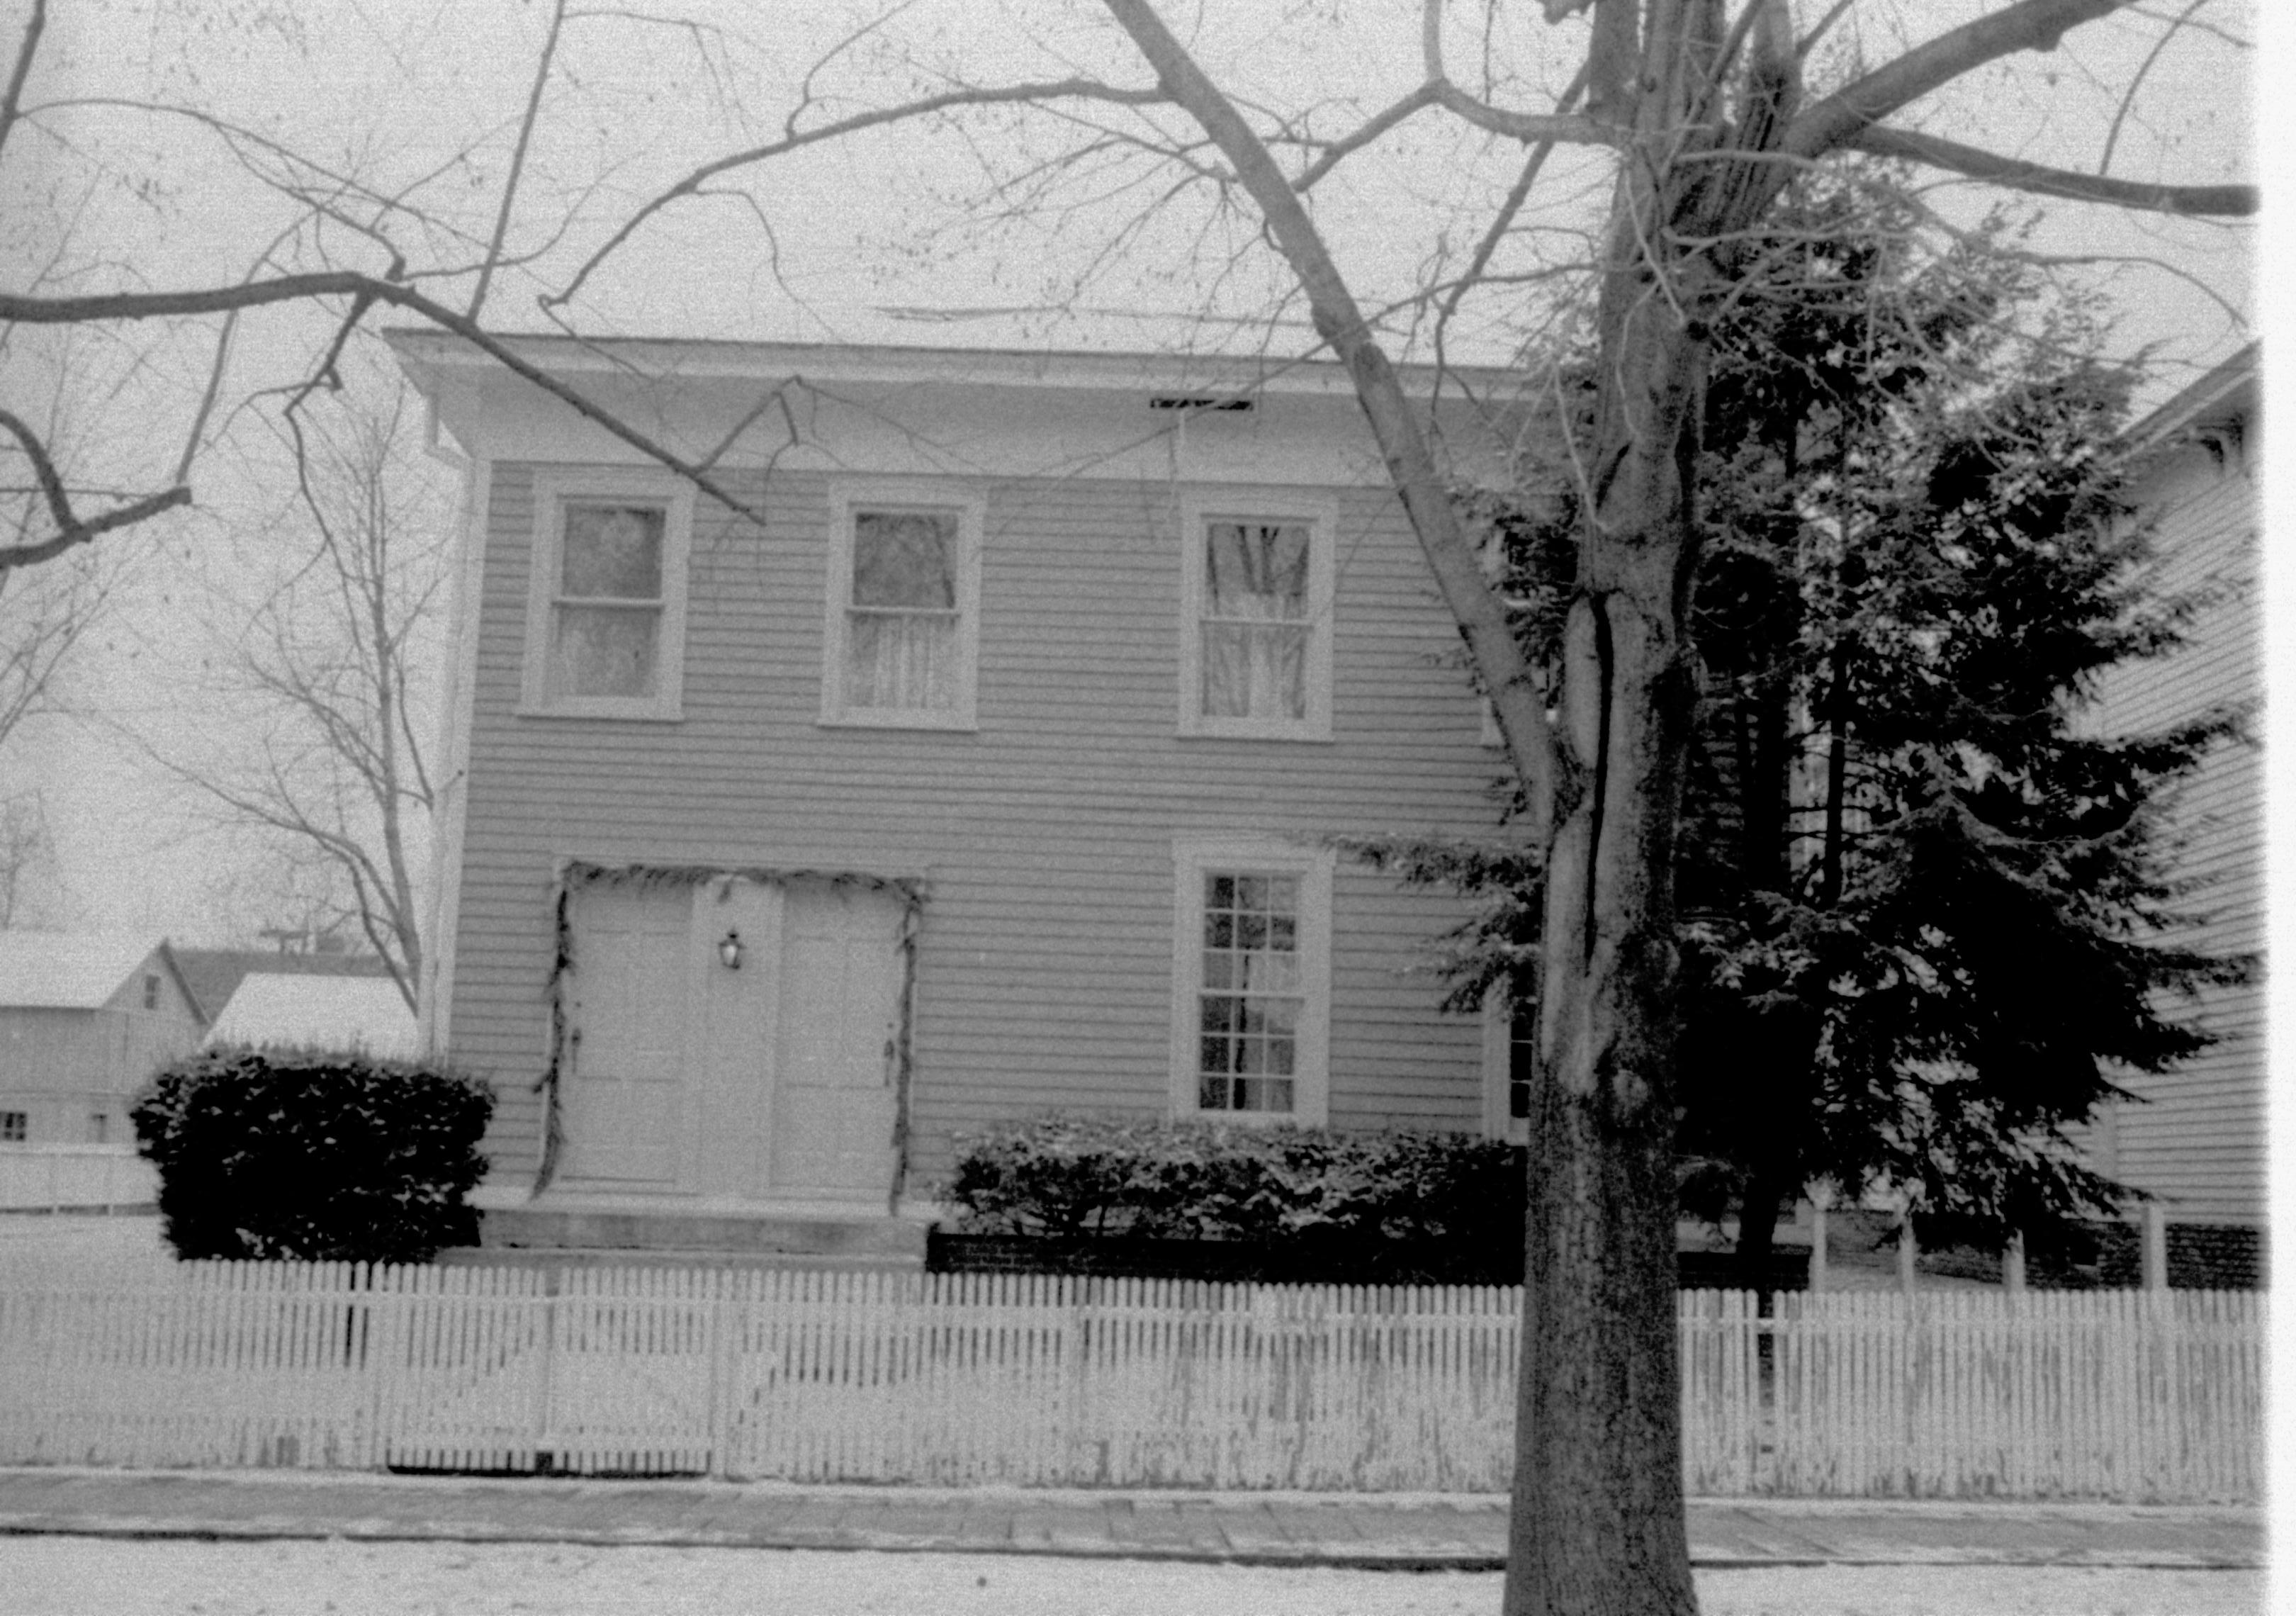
<box><xmin>0</xmin><ymin>1538</ymin><xmax>2265</xmax><ymax>1616</ymax></box>
<box><xmin>0</xmin><ymin>1213</ymin><xmax>170</xmax><ymax>1276</ymax></box>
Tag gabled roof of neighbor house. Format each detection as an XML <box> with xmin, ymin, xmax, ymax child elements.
<box><xmin>0</xmin><ymin>931</ymin><xmax>201</xmax><ymax>1017</ymax></box>
<box><xmin>171</xmin><ymin>948</ymin><xmax>396</xmax><ymax>1026</ymax></box>
<box><xmin>2129</xmin><ymin>342</ymin><xmax>2256</xmax><ymax>456</ymax></box>
<box><xmin>203</xmin><ymin>972</ymin><xmax>419</xmax><ymax>1059</ymax></box>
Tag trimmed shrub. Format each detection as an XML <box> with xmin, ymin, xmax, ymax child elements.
<box><xmin>131</xmin><ymin>1045</ymin><xmax>494</xmax><ymax>1264</ymax></box>
<box><xmin>940</xmin><ymin>1114</ymin><xmax>1526</xmax><ymax>1283</ymax></box>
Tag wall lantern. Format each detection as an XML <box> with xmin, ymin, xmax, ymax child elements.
<box><xmin>718</xmin><ymin>929</ymin><xmax>743</xmax><ymax>970</ymax></box>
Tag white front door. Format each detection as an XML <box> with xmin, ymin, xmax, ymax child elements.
<box><xmin>770</xmin><ymin>880</ymin><xmax>904</xmax><ymax>1197</ymax></box>
<box><xmin>561</xmin><ymin>885</ymin><xmax>692</xmax><ymax>1187</ymax></box>
<box><xmin>562</xmin><ymin>876</ymin><xmax>904</xmax><ymax>1203</ymax></box>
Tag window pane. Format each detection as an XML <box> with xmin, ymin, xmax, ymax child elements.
<box><xmin>1235</xmin><ymin>950</ymin><xmax>1299</xmax><ymax>994</ymax></box>
<box><xmin>1197</xmin><ymin>865</ymin><xmax>1306</xmax><ymax>1116</ymax></box>
<box><xmin>562</xmin><ymin>504</ymin><xmax>665</xmax><ymax>599</ymax></box>
<box><xmin>553</xmin><ymin>605</ymin><xmax>660</xmax><ymax>697</ymax></box>
<box><xmin>846</xmin><ymin>610</ymin><xmax>957</xmax><ymax>709</ymax></box>
<box><xmin>1232</xmin><ymin>1077</ymin><xmax>1293</xmax><ymax>1113</ymax></box>
<box><xmin>1202</xmin><ymin>623</ymin><xmax>1307</xmax><ymax>720</ymax></box>
<box><xmin>852</xmin><ymin>511</ymin><xmax>958</xmax><ymax>609</ymax></box>
<box><xmin>1205</xmin><ymin>522</ymin><xmax>1307</xmax><ymax>618</ymax></box>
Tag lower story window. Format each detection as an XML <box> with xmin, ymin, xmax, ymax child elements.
<box><xmin>1172</xmin><ymin>838</ymin><xmax>1331</xmax><ymax>1125</ymax></box>
<box><xmin>1196</xmin><ymin>872</ymin><xmax>1301</xmax><ymax>1113</ymax></box>
<box><xmin>0</xmin><ymin>1111</ymin><xmax>25</xmax><ymax>1143</ymax></box>
<box><xmin>1482</xmin><ymin>988</ymin><xmax>1536</xmax><ymax>1141</ymax></box>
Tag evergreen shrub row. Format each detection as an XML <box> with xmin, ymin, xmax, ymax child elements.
<box><xmin>940</xmin><ymin>1114</ymin><xmax>1526</xmax><ymax>1284</ymax></box>
<box><xmin>132</xmin><ymin>1046</ymin><xmax>494</xmax><ymax>1264</ymax></box>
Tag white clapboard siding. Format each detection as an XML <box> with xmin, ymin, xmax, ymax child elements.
<box><xmin>0</xmin><ymin>1262</ymin><xmax>2261</xmax><ymax>1500</ymax></box>
<box><xmin>449</xmin><ymin>467</ymin><xmax>1502</xmax><ymax>1186</ymax></box>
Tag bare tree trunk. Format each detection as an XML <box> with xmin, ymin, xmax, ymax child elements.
<box><xmin>1507</xmin><ymin>277</ymin><xmax>1708</xmax><ymax>1615</ymax></box>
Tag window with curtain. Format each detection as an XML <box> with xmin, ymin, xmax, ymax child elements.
<box><xmin>1200</xmin><ymin>520</ymin><xmax>1310</xmax><ymax>723</ymax></box>
<box><xmin>549</xmin><ymin>501</ymin><xmax>667</xmax><ymax>701</ymax></box>
<box><xmin>523</xmin><ymin>471</ymin><xmax>691</xmax><ymax>720</ymax></box>
<box><xmin>845</xmin><ymin>509</ymin><xmax>961</xmax><ymax>712</ymax></box>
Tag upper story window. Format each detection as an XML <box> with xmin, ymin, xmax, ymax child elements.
<box><xmin>1179</xmin><ymin>500</ymin><xmax>1334</xmax><ymax>740</ymax></box>
<box><xmin>522</xmin><ymin>468</ymin><xmax>693</xmax><ymax>721</ymax></box>
<box><xmin>1171</xmin><ymin>837</ymin><xmax>1332</xmax><ymax>1126</ymax></box>
<box><xmin>142</xmin><ymin>974</ymin><xmax>159</xmax><ymax>1011</ymax></box>
<box><xmin>822</xmin><ymin>483</ymin><xmax>982</xmax><ymax>731</ymax></box>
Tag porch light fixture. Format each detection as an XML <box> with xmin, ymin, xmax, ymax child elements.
<box><xmin>718</xmin><ymin>929</ymin><xmax>743</xmax><ymax>970</ymax></box>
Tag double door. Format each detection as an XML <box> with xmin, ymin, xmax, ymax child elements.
<box><xmin>560</xmin><ymin>877</ymin><xmax>904</xmax><ymax>1203</ymax></box>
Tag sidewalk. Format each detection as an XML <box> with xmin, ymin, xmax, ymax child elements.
<box><xmin>0</xmin><ymin>1469</ymin><xmax>2261</xmax><ymax>1571</ymax></box>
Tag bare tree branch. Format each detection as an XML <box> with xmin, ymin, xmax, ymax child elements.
<box><xmin>0</xmin><ymin>0</ymin><xmax>40</xmax><ymax>167</ymax></box>
<box><xmin>544</xmin><ymin>75</ymin><xmax>1169</xmax><ymax>310</ymax></box>
<box><xmin>0</xmin><ymin>273</ymin><xmax>767</xmax><ymax>542</ymax></box>
<box><xmin>1293</xmin><ymin>82</ymin><xmax>1441</xmax><ymax>191</ymax></box>
<box><xmin>1099</xmin><ymin>0</ymin><xmax>1560</xmax><ymax>848</ymax></box>
<box><xmin>2100</xmin><ymin>0</ymin><xmax>2214</xmax><ymax>174</ymax></box>
<box><xmin>469</xmin><ymin>0</ymin><xmax>569</xmax><ymax>321</ymax></box>
<box><xmin>1845</xmin><ymin>124</ymin><xmax>2257</xmax><ymax>214</ymax></box>
<box><xmin>1782</xmin><ymin>0</ymin><xmax>2253</xmax><ymax>216</ymax></box>
<box><xmin>0</xmin><ymin>406</ymin><xmax>191</xmax><ymax>571</ymax></box>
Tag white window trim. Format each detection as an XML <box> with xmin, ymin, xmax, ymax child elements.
<box><xmin>519</xmin><ymin>466</ymin><xmax>693</xmax><ymax>721</ymax></box>
<box><xmin>821</xmin><ymin>479</ymin><xmax>984</xmax><ymax>731</ymax></box>
<box><xmin>1169</xmin><ymin>835</ymin><xmax>1333</xmax><ymax>1126</ymax></box>
<box><xmin>1178</xmin><ymin>495</ymin><xmax>1337</xmax><ymax>741</ymax></box>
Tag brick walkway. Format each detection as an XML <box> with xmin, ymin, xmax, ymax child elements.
<box><xmin>0</xmin><ymin>1469</ymin><xmax>2261</xmax><ymax>1571</ymax></box>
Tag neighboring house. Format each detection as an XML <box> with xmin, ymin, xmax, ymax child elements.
<box><xmin>0</xmin><ymin>932</ymin><xmax>206</xmax><ymax>1144</ymax></box>
<box><xmin>2081</xmin><ymin>344</ymin><xmax>2264</xmax><ymax>1235</ymax></box>
<box><xmin>173</xmin><ymin>946</ymin><xmax>398</xmax><ymax>1029</ymax></box>
<box><xmin>203</xmin><ymin>972</ymin><xmax>421</xmax><ymax>1060</ymax></box>
<box><xmin>388</xmin><ymin>332</ymin><xmax>1521</xmax><ymax>1254</ymax></box>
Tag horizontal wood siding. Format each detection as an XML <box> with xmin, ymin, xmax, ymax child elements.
<box><xmin>2085</xmin><ymin>436</ymin><xmax>2263</xmax><ymax>1223</ymax></box>
<box><xmin>451</xmin><ymin>464</ymin><xmax>1498</xmax><ymax>1191</ymax></box>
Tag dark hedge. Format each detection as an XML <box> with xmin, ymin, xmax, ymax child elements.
<box><xmin>941</xmin><ymin>1115</ymin><xmax>1526</xmax><ymax>1284</ymax></box>
<box><xmin>131</xmin><ymin>1045</ymin><xmax>494</xmax><ymax>1263</ymax></box>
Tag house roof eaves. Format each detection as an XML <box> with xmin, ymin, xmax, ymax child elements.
<box><xmin>2126</xmin><ymin>342</ymin><xmax>2258</xmax><ymax>452</ymax></box>
<box><xmin>379</xmin><ymin>327</ymin><xmax>1527</xmax><ymax>401</ymax></box>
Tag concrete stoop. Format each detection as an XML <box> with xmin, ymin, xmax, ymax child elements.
<box><xmin>457</xmin><ymin>1203</ymin><xmax>928</xmax><ymax>1269</ymax></box>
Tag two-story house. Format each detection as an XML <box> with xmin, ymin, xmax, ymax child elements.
<box><xmin>2081</xmin><ymin>344</ymin><xmax>2263</xmax><ymax>1259</ymax></box>
<box><xmin>388</xmin><ymin>334</ymin><xmax>1521</xmax><ymax>1257</ymax></box>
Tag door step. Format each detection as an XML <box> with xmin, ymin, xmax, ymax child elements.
<box><xmin>466</xmin><ymin>1204</ymin><xmax>928</xmax><ymax>1265</ymax></box>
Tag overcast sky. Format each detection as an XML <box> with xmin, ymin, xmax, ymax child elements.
<box><xmin>4</xmin><ymin>0</ymin><xmax>2268</xmax><ymax>948</ymax></box>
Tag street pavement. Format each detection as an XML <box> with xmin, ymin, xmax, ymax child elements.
<box><xmin>0</xmin><ymin>1468</ymin><xmax>2261</xmax><ymax>1572</ymax></box>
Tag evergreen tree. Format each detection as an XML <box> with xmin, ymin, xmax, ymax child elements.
<box><xmin>1365</xmin><ymin>172</ymin><xmax>2245</xmax><ymax>1287</ymax></box>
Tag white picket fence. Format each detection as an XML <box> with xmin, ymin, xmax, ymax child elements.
<box><xmin>0</xmin><ymin>1263</ymin><xmax>2261</xmax><ymax>1500</ymax></box>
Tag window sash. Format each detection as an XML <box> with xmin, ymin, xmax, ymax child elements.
<box><xmin>1200</xmin><ymin>620</ymin><xmax>1308</xmax><ymax>719</ymax></box>
<box><xmin>1194</xmin><ymin>868</ymin><xmax>1305</xmax><ymax>1116</ymax></box>
<box><xmin>522</xmin><ymin>474</ymin><xmax>690</xmax><ymax>719</ymax></box>
<box><xmin>1183</xmin><ymin>505</ymin><xmax>1331</xmax><ymax>738</ymax></box>
<box><xmin>551</xmin><ymin>602</ymin><xmax>663</xmax><ymax>700</ymax></box>
<box><xmin>845</xmin><ymin>606</ymin><xmax>961</xmax><ymax>711</ymax></box>
<box><xmin>824</xmin><ymin>488</ymin><xmax>979</xmax><ymax>726</ymax></box>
